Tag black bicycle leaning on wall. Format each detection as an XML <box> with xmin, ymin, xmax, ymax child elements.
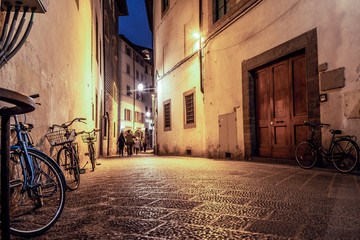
<box><xmin>295</xmin><ymin>122</ymin><xmax>359</xmax><ymax>173</ymax></box>
<box><xmin>46</xmin><ymin>118</ymin><xmax>86</xmax><ymax>190</ymax></box>
<box><xmin>81</xmin><ymin>129</ymin><xmax>100</xmax><ymax>171</ymax></box>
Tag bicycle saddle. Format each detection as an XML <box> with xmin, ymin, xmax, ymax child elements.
<box><xmin>330</xmin><ymin>129</ymin><xmax>342</xmax><ymax>135</ymax></box>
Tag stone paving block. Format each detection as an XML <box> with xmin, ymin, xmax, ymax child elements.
<box><xmin>245</xmin><ymin>219</ymin><xmax>299</xmax><ymax>238</ymax></box>
<box><xmin>269</xmin><ymin>209</ymin><xmax>330</xmax><ymax>225</ymax></box>
<box><xmin>143</xmin><ymin>192</ymin><xmax>195</xmax><ymax>200</ymax></box>
<box><xmin>109</xmin><ymin>197</ymin><xmax>157</xmax><ymax>207</ymax></box>
<box><xmin>197</xmin><ymin>202</ymin><xmax>270</xmax><ymax>218</ymax></box>
<box><xmin>147</xmin><ymin>222</ymin><xmax>264</xmax><ymax>239</ymax></box>
<box><xmin>104</xmin><ymin>217</ymin><xmax>164</xmax><ymax>235</ymax></box>
<box><xmin>248</xmin><ymin>199</ymin><xmax>304</xmax><ymax>212</ymax></box>
<box><xmin>148</xmin><ymin>199</ymin><xmax>203</xmax><ymax>210</ymax></box>
<box><xmin>103</xmin><ymin>206</ymin><xmax>173</xmax><ymax>219</ymax></box>
<box><xmin>193</xmin><ymin>194</ymin><xmax>251</xmax><ymax>205</ymax></box>
<box><xmin>161</xmin><ymin>210</ymin><xmax>219</xmax><ymax>225</ymax></box>
<box><xmin>211</xmin><ymin>215</ymin><xmax>254</xmax><ymax>231</ymax></box>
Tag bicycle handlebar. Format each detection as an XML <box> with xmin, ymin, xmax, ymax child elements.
<box><xmin>49</xmin><ymin>117</ymin><xmax>87</xmax><ymax>130</ymax></box>
<box><xmin>303</xmin><ymin>121</ymin><xmax>330</xmax><ymax>129</ymax></box>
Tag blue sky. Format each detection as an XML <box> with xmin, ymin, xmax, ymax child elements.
<box><xmin>118</xmin><ymin>0</ymin><xmax>152</xmax><ymax>49</ymax></box>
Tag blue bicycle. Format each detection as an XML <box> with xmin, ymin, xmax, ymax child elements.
<box><xmin>6</xmin><ymin>96</ymin><xmax>66</xmax><ymax>236</ymax></box>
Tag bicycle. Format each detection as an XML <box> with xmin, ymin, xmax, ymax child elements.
<box><xmin>5</xmin><ymin>97</ymin><xmax>66</xmax><ymax>236</ymax></box>
<box><xmin>81</xmin><ymin>129</ymin><xmax>100</xmax><ymax>171</ymax></box>
<box><xmin>46</xmin><ymin>118</ymin><xmax>86</xmax><ymax>190</ymax></box>
<box><xmin>295</xmin><ymin>122</ymin><xmax>359</xmax><ymax>173</ymax></box>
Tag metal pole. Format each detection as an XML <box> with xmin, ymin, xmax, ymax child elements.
<box><xmin>1</xmin><ymin>115</ymin><xmax>11</xmax><ymax>240</ymax></box>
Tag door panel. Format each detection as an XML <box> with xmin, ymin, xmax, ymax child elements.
<box><xmin>271</xmin><ymin>61</ymin><xmax>291</xmax><ymax>158</ymax></box>
<box><xmin>255</xmin><ymin>69</ymin><xmax>271</xmax><ymax>157</ymax></box>
<box><xmin>255</xmin><ymin>53</ymin><xmax>307</xmax><ymax>159</ymax></box>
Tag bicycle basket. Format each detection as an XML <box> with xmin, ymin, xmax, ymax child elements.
<box><xmin>46</xmin><ymin>128</ymin><xmax>76</xmax><ymax>146</ymax></box>
<box><xmin>81</xmin><ymin>131</ymin><xmax>97</xmax><ymax>143</ymax></box>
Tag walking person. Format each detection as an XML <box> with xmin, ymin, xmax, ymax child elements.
<box><xmin>117</xmin><ymin>132</ymin><xmax>125</xmax><ymax>157</ymax></box>
<box><xmin>125</xmin><ymin>130</ymin><xmax>134</xmax><ymax>156</ymax></box>
<box><xmin>134</xmin><ymin>138</ymin><xmax>140</xmax><ymax>155</ymax></box>
<box><xmin>143</xmin><ymin>141</ymin><xmax>147</xmax><ymax>152</ymax></box>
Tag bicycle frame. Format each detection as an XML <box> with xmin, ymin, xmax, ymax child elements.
<box><xmin>11</xmin><ymin>115</ymin><xmax>36</xmax><ymax>189</ymax></box>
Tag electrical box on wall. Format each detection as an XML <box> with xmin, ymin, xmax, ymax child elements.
<box><xmin>1</xmin><ymin>0</ymin><xmax>46</xmax><ymax>13</ymax></box>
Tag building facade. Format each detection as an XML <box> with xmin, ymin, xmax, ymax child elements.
<box><xmin>118</xmin><ymin>35</ymin><xmax>154</xmax><ymax>148</ymax></box>
<box><xmin>153</xmin><ymin>0</ymin><xmax>360</xmax><ymax>165</ymax></box>
<box><xmin>0</xmin><ymin>0</ymin><xmax>128</xmax><ymax>163</ymax></box>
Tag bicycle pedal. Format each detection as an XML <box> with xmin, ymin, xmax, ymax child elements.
<box><xmin>96</xmin><ymin>163</ymin><xmax>101</xmax><ymax>165</ymax></box>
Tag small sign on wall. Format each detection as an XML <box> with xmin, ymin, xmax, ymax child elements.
<box><xmin>320</xmin><ymin>67</ymin><xmax>345</xmax><ymax>91</ymax></box>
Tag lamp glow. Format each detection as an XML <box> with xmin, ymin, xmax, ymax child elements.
<box><xmin>137</xmin><ymin>83</ymin><xmax>144</xmax><ymax>91</ymax></box>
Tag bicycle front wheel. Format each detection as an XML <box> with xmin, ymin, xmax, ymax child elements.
<box><xmin>295</xmin><ymin>140</ymin><xmax>317</xmax><ymax>169</ymax></box>
<box><xmin>9</xmin><ymin>148</ymin><xmax>66</xmax><ymax>237</ymax></box>
<box><xmin>57</xmin><ymin>147</ymin><xmax>80</xmax><ymax>190</ymax></box>
<box><xmin>89</xmin><ymin>144</ymin><xmax>96</xmax><ymax>171</ymax></box>
<box><xmin>331</xmin><ymin>139</ymin><xmax>359</xmax><ymax>173</ymax></box>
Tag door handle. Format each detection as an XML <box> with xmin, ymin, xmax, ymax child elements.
<box><xmin>276</xmin><ymin>121</ymin><xmax>284</xmax><ymax>123</ymax></box>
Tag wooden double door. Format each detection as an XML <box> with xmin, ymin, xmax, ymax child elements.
<box><xmin>255</xmin><ymin>53</ymin><xmax>308</xmax><ymax>159</ymax></box>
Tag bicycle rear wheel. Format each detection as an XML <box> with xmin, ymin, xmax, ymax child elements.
<box><xmin>331</xmin><ymin>139</ymin><xmax>359</xmax><ymax>173</ymax></box>
<box><xmin>57</xmin><ymin>147</ymin><xmax>80</xmax><ymax>190</ymax></box>
<box><xmin>295</xmin><ymin>140</ymin><xmax>317</xmax><ymax>169</ymax></box>
<box><xmin>8</xmin><ymin>148</ymin><xmax>66</xmax><ymax>236</ymax></box>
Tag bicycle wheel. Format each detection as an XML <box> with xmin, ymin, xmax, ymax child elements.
<box><xmin>331</xmin><ymin>139</ymin><xmax>359</xmax><ymax>173</ymax></box>
<box><xmin>9</xmin><ymin>148</ymin><xmax>66</xmax><ymax>236</ymax></box>
<box><xmin>295</xmin><ymin>140</ymin><xmax>318</xmax><ymax>169</ymax></box>
<box><xmin>89</xmin><ymin>144</ymin><xmax>96</xmax><ymax>171</ymax></box>
<box><xmin>57</xmin><ymin>147</ymin><xmax>80</xmax><ymax>190</ymax></box>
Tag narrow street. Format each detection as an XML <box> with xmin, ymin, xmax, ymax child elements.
<box><xmin>25</xmin><ymin>154</ymin><xmax>360</xmax><ymax>239</ymax></box>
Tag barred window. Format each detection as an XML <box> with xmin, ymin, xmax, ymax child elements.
<box><xmin>184</xmin><ymin>89</ymin><xmax>196</xmax><ymax>129</ymax></box>
<box><xmin>164</xmin><ymin>100</ymin><xmax>171</xmax><ymax>131</ymax></box>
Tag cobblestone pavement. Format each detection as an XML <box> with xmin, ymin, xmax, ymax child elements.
<box><xmin>16</xmin><ymin>154</ymin><xmax>360</xmax><ymax>239</ymax></box>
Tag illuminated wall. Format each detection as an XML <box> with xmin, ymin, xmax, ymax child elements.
<box><xmin>154</xmin><ymin>0</ymin><xmax>360</xmax><ymax>159</ymax></box>
<box><xmin>0</xmin><ymin>1</ymin><xmax>104</xmax><ymax>164</ymax></box>
<box><xmin>154</xmin><ymin>0</ymin><xmax>206</xmax><ymax>157</ymax></box>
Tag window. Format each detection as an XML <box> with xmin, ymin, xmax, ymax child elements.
<box><xmin>162</xmin><ymin>0</ymin><xmax>169</xmax><ymax>13</ymax></box>
<box><xmin>135</xmin><ymin>111</ymin><xmax>140</xmax><ymax>122</ymax></box>
<box><xmin>163</xmin><ymin>99</ymin><xmax>171</xmax><ymax>131</ymax></box>
<box><xmin>136</xmin><ymin>70</ymin><xmax>139</xmax><ymax>80</ymax></box>
<box><xmin>145</xmin><ymin>65</ymin><xmax>148</xmax><ymax>74</ymax></box>
<box><xmin>126</xmin><ymin>64</ymin><xmax>131</xmax><ymax>74</ymax></box>
<box><xmin>126</xmin><ymin>45</ymin><xmax>131</xmax><ymax>56</ymax></box>
<box><xmin>141</xmin><ymin>113</ymin><xmax>145</xmax><ymax>123</ymax></box>
<box><xmin>184</xmin><ymin>88</ymin><xmax>196</xmax><ymax>128</ymax></box>
<box><xmin>214</xmin><ymin>0</ymin><xmax>230</xmax><ymax>22</ymax></box>
<box><xmin>124</xmin><ymin>109</ymin><xmax>131</xmax><ymax>121</ymax></box>
<box><xmin>126</xmin><ymin>85</ymin><xmax>132</xmax><ymax>96</ymax></box>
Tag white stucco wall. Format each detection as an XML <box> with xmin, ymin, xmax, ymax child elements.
<box><xmin>0</xmin><ymin>0</ymin><xmax>103</xmax><ymax>163</ymax></box>
<box><xmin>154</xmin><ymin>0</ymin><xmax>360</xmax><ymax>159</ymax></box>
<box><xmin>202</xmin><ymin>0</ymin><xmax>360</xmax><ymax>154</ymax></box>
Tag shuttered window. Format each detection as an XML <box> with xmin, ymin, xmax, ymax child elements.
<box><xmin>164</xmin><ymin>100</ymin><xmax>171</xmax><ymax>131</ymax></box>
<box><xmin>184</xmin><ymin>88</ymin><xmax>196</xmax><ymax>129</ymax></box>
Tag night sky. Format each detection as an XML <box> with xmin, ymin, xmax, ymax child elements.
<box><xmin>118</xmin><ymin>0</ymin><xmax>152</xmax><ymax>49</ymax></box>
